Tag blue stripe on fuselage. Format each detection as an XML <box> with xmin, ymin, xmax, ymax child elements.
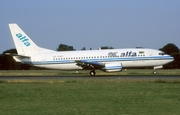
<box><xmin>32</xmin><ymin>55</ymin><xmax>173</xmax><ymax>65</ymax></box>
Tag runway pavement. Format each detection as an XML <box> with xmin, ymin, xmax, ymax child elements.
<box><xmin>0</xmin><ymin>75</ymin><xmax>180</xmax><ymax>80</ymax></box>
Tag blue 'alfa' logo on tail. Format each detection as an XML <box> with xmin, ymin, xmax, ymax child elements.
<box><xmin>16</xmin><ymin>33</ymin><xmax>31</xmax><ymax>47</ymax></box>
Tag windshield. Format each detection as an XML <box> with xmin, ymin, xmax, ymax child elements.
<box><xmin>158</xmin><ymin>52</ymin><xmax>165</xmax><ymax>56</ymax></box>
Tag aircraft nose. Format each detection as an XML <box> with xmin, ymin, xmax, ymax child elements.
<box><xmin>168</xmin><ymin>55</ymin><xmax>174</xmax><ymax>62</ymax></box>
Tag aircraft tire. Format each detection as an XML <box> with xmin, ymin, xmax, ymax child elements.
<box><xmin>90</xmin><ymin>70</ymin><xmax>96</xmax><ymax>76</ymax></box>
<box><xmin>153</xmin><ymin>70</ymin><xmax>157</xmax><ymax>74</ymax></box>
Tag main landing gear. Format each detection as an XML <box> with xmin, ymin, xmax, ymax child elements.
<box><xmin>90</xmin><ymin>70</ymin><xmax>96</xmax><ymax>76</ymax></box>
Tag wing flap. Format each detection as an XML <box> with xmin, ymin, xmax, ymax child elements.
<box><xmin>76</xmin><ymin>60</ymin><xmax>104</xmax><ymax>69</ymax></box>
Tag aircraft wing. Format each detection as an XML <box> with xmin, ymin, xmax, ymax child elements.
<box><xmin>76</xmin><ymin>60</ymin><xmax>123</xmax><ymax>72</ymax></box>
<box><xmin>76</xmin><ymin>60</ymin><xmax>105</xmax><ymax>69</ymax></box>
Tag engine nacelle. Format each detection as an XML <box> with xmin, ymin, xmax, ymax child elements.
<box><xmin>101</xmin><ymin>62</ymin><xmax>122</xmax><ymax>72</ymax></box>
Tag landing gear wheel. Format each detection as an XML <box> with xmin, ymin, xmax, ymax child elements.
<box><xmin>153</xmin><ymin>70</ymin><xmax>157</xmax><ymax>74</ymax></box>
<box><xmin>90</xmin><ymin>70</ymin><xmax>96</xmax><ymax>76</ymax></box>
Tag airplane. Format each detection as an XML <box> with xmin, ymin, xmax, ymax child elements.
<box><xmin>8</xmin><ymin>23</ymin><xmax>174</xmax><ymax>76</ymax></box>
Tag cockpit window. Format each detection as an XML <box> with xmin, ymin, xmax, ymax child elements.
<box><xmin>159</xmin><ymin>52</ymin><xmax>165</xmax><ymax>55</ymax></box>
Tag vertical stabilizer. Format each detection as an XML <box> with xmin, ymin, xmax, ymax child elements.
<box><xmin>9</xmin><ymin>23</ymin><xmax>40</xmax><ymax>55</ymax></box>
<box><xmin>9</xmin><ymin>24</ymin><xmax>56</xmax><ymax>55</ymax></box>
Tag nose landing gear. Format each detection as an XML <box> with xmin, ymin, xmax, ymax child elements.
<box><xmin>153</xmin><ymin>65</ymin><xmax>163</xmax><ymax>74</ymax></box>
<box><xmin>153</xmin><ymin>70</ymin><xmax>157</xmax><ymax>74</ymax></box>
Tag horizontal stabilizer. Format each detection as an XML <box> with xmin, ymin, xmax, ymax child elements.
<box><xmin>5</xmin><ymin>53</ymin><xmax>30</xmax><ymax>58</ymax></box>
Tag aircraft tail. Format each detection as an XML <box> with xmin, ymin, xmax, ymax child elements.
<box><xmin>9</xmin><ymin>23</ymin><xmax>55</xmax><ymax>55</ymax></box>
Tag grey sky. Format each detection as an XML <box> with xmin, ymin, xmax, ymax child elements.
<box><xmin>1</xmin><ymin>0</ymin><xmax>180</xmax><ymax>53</ymax></box>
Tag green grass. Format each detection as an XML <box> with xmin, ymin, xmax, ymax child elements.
<box><xmin>0</xmin><ymin>80</ymin><xmax>180</xmax><ymax>115</ymax></box>
<box><xmin>0</xmin><ymin>69</ymin><xmax>180</xmax><ymax>76</ymax></box>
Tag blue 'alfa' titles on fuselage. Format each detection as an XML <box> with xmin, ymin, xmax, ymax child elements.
<box><xmin>108</xmin><ymin>51</ymin><xmax>137</xmax><ymax>57</ymax></box>
<box><xmin>16</xmin><ymin>33</ymin><xmax>30</xmax><ymax>46</ymax></box>
<box><xmin>120</xmin><ymin>51</ymin><xmax>137</xmax><ymax>57</ymax></box>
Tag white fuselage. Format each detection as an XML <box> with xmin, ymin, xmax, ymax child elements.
<box><xmin>19</xmin><ymin>48</ymin><xmax>173</xmax><ymax>70</ymax></box>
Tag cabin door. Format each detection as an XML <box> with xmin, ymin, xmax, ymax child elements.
<box><xmin>42</xmin><ymin>56</ymin><xmax>47</xmax><ymax>65</ymax></box>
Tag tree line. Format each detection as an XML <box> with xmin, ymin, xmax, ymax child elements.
<box><xmin>0</xmin><ymin>43</ymin><xmax>179</xmax><ymax>70</ymax></box>
<box><xmin>56</xmin><ymin>44</ymin><xmax>114</xmax><ymax>51</ymax></box>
